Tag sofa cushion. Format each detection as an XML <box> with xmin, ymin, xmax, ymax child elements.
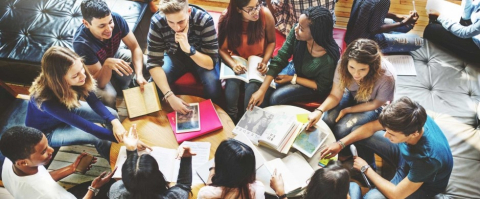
<box><xmin>0</xmin><ymin>0</ymin><xmax>147</xmax><ymax>84</ymax></box>
<box><xmin>396</xmin><ymin>39</ymin><xmax>480</xmax><ymax>198</ymax></box>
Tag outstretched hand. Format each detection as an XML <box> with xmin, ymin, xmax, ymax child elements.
<box><xmin>270</xmin><ymin>169</ymin><xmax>285</xmax><ymax>196</ymax></box>
<box><xmin>319</xmin><ymin>142</ymin><xmax>342</xmax><ymax>160</ymax></box>
<box><xmin>91</xmin><ymin>167</ymin><xmax>117</xmax><ymax>189</ymax></box>
<box><xmin>176</xmin><ymin>145</ymin><xmax>197</xmax><ymax>159</ymax></box>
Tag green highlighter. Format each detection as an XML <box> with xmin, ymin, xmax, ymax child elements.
<box><xmin>318</xmin><ymin>156</ymin><xmax>338</xmax><ymax>167</ymax></box>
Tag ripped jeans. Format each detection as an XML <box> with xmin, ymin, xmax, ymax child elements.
<box><xmin>380</xmin><ymin>18</ymin><xmax>424</xmax><ymax>53</ymax></box>
<box><xmin>322</xmin><ymin>90</ymin><xmax>382</xmax><ymax>168</ymax></box>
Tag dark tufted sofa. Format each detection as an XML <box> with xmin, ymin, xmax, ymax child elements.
<box><xmin>0</xmin><ymin>0</ymin><xmax>148</xmax><ymax>85</ymax></box>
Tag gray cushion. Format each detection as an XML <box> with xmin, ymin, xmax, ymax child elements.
<box><xmin>395</xmin><ymin>39</ymin><xmax>480</xmax><ymax>198</ymax></box>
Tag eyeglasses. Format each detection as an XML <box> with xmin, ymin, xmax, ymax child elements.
<box><xmin>242</xmin><ymin>3</ymin><xmax>262</xmax><ymax>15</ymax></box>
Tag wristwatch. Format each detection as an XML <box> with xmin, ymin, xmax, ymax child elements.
<box><xmin>88</xmin><ymin>186</ymin><xmax>100</xmax><ymax>196</ymax></box>
<box><xmin>291</xmin><ymin>74</ymin><xmax>297</xmax><ymax>85</ymax></box>
<box><xmin>361</xmin><ymin>165</ymin><xmax>370</xmax><ymax>173</ymax></box>
<box><xmin>277</xmin><ymin>194</ymin><xmax>287</xmax><ymax>199</ymax></box>
<box><xmin>187</xmin><ymin>45</ymin><xmax>196</xmax><ymax>56</ymax></box>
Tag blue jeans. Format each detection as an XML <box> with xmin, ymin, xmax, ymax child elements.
<box><xmin>45</xmin><ymin>101</ymin><xmax>114</xmax><ymax>161</ymax></box>
<box><xmin>270</xmin><ymin>61</ymin><xmax>323</xmax><ymax>105</ymax></box>
<box><xmin>162</xmin><ymin>53</ymin><xmax>222</xmax><ymax>102</ymax></box>
<box><xmin>350</xmin><ymin>182</ymin><xmax>363</xmax><ymax>199</ymax></box>
<box><xmin>225</xmin><ymin>79</ymin><xmax>249</xmax><ymax>121</ymax></box>
<box><xmin>243</xmin><ymin>81</ymin><xmax>274</xmax><ymax>109</ymax></box>
<box><xmin>359</xmin><ymin>131</ymin><xmax>434</xmax><ymax>199</ymax></box>
<box><xmin>322</xmin><ymin>90</ymin><xmax>382</xmax><ymax>167</ymax></box>
<box><xmin>381</xmin><ymin>18</ymin><xmax>424</xmax><ymax>53</ymax></box>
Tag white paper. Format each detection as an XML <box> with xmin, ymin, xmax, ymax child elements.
<box><xmin>180</xmin><ymin>141</ymin><xmax>211</xmax><ymax>184</ymax></box>
<box><xmin>384</xmin><ymin>55</ymin><xmax>417</xmax><ymax>76</ymax></box>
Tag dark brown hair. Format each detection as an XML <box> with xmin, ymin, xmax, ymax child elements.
<box><xmin>304</xmin><ymin>161</ymin><xmax>350</xmax><ymax>199</ymax></box>
<box><xmin>378</xmin><ymin>96</ymin><xmax>427</xmax><ymax>135</ymax></box>
<box><xmin>218</xmin><ymin>0</ymin><xmax>265</xmax><ymax>52</ymax></box>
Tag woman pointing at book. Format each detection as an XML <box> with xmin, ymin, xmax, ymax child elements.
<box><xmin>307</xmin><ymin>39</ymin><xmax>396</xmax><ymax>168</ymax></box>
<box><xmin>218</xmin><ymin>0</ymin><xmax>276</xmax><ymax>122</ymax></box>
<box><xmin>26</xmin><ymin>46</ymin><xmax>148</xmax><ymax>161</ymax></box>
<box><xmin>247</xmin><ymin>6</ymin><xmax>340</xmax><ymax>109</ymax></box>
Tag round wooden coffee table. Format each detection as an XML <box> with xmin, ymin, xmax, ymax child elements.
<box><xmin>109</xmin><ymin>95</ymin><xmax>235</xmax><ymax>169</ymax></box>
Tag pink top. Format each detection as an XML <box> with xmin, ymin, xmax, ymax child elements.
<box><xmin>197</xmin><ymin>181</ymin><xmax>266</xmax><ymax>199</ymax></box>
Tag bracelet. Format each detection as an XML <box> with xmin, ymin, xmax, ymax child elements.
<box><xmin>163</xmin><ymin>91</ymin><xmax>174</xmax><ymax>101</ymax></box>
<box><xmin>164</xmin><ymin>90</ymin><xmax>172</xmax><ymax>97</ymax></box>
<box><xmin>315</xmin><ymin>108</ymin><xmax>324</xmax><ymax>114</ymax></box>
<box><xmin>88</xmin><ymin>186</ymin><xmax>100</xmax><ymax>196</ymax></box>
<box><xmin>277</xmin><ymin>194</ymin><xmax>287</xmax><ymax>199</ymax></box>
<box><xmin>337</xmin><ymin>140</ymin><xmax>345</xmax><ymax>149</ymax></box>
<box><xmin>209</xmin><ymin>166</ymin><xmax>215</xmax><ymax>171</ymax></box>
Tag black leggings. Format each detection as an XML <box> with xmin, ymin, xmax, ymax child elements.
<box><xmin>423</xmin><ymin>22</ymin><xmax>480</xmax><ymax>63</ymax></box>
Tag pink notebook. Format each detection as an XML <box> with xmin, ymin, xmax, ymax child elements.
<box><xmin>167</xmin><ymin>99</ymin><xmax>223</xmax><ymax>143</ymax></box>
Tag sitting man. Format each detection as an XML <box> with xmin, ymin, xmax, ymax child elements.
<box><xmin>147</xmin><ymin>0</ymin><xmax>221</xmax><ymax>114</ymax></box>
<box><xmin>345</xmin><ymin>0</ymin><xmax>423</xmax><ymax>53</ymax></box>
<box><xmin>73</xmin><ymin>0</ymin><xmax>147</xmax><ymax>108</ymax></box>
<box><xmin>321</xmin><ymin>96</ymin><xmax>453</xmax><ymax>198</ymax></box>
<box><xmin>0</xmin><ymin>126</ymin><xmax>115</xmax><ymax>199</ymax></box>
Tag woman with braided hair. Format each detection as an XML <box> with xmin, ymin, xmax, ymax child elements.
<box><xmin>307</xmin><ymin>38</ymin><xmax>396</xmax><ymax>169</ymax></box>
<box><xmin>247</xmin><ymin>6</ymin><xmax>340</xmax><ymax>108</ymax></box>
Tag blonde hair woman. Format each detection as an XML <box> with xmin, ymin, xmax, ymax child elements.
<box><xmin>307</xmin><ymin>39</ymin><xmax>396</xmax><ymax>168</ymax></box>
<box><xmin>26</xmin><ymin>46</ymin><xmax>147</xmax><ymax>160</ymax></box>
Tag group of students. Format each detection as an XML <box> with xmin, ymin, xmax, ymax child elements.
<box><xmin>0</xmin><ymin>0</ymin><xmax>461</xmax><ymax>198</ymax></box>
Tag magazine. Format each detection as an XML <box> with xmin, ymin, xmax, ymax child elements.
<box><xmin>176</xmin><ymin>103</ymin><xmax>200</xmax><ymax>133</ymax></box>
<box><xmin>220</xmin><ymin>55</ymin><xmax>276</xmax><ymax>88</ymax></box>
<box><xmin>293</xmin><ymin>125</ymin><xmax>329</xmax><ymax>158</ymax></box>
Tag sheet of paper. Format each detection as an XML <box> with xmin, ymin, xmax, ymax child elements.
<box><xmin>384</xmin><ymin>55</ymin><xmax>417</xmax><ymax>76</ymax></box>
<box><xmin>180</xmin><ymin>141</ymin><xmax>211</xmax><ymax>184</ymax></box>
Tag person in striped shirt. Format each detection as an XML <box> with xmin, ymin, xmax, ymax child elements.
<box><xmin>147</xmin><ymin>0</ymin><xmax>221</xmax><ymax>114</ymax></box>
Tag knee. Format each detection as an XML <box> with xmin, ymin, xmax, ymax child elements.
<box><xmin>97</xmin><ymin>89</ymin><xmax>117</xmax><ymax>109</ymax></box>
<box><xmin>423</xmin><ymin>23</ymin><xmax>442</xmax><ymax>38</ymax></box>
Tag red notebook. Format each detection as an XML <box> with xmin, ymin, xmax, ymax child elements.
<box><xmin>167</xmin><ymin>99</ymin><xmax>223</xmax><ymax>143</ymax></box>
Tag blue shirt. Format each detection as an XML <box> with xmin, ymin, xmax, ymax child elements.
<box><xmin>73</xmin><ymin>12</ymin><xmax>130</xmax><ymax>65</ymax></box>
<box><xmin>25</xmin><ymin>92</ymin><xmax>117</xmax><ymax>141</ymax></box>
<box><xmin>399</xmin><ymin>116</ymin><xmax>453</xmax><ymax>195</ymax></box>
<box><xmin>437</xmin><ymin>0</ymin><xmax>480</xmax><ymax>49</ymax></box>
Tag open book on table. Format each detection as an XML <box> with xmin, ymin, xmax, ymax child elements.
<box><xmin>195</xmin><ymin>131</ymin><xmax>267</xmax><ymax>185</ymax></box>
<box><xmin>293</xmin><ymin>125</ymin><xmax>329</xmax><ymax>158</ymax></box>
<box><xmin>232</xmin><ymin>107</ymin><xmax>299</xmax><ymax>153</ymax></box>
<box><xmin>122</xmin><ymin>82</ymin><xmax>162</xmax><ymax>118</ymax></box>
<box><xmin>112</xmin><ymin>141</ymin><xmax>210</xmax><ymax>184</ymax></box>
<box><xmin>261</xmin><ymin>152</ymin><xmax>314</xmax><ymax>195</ymax></box>
<box><xmin>220</xmin><ymin>55</ymin><xmax>276</xmax><ymax>89</ymax></box>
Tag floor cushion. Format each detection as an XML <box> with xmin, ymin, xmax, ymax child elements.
<box><xmin>396</xmin><ymin>39</ymin><xmax>480</xmax><ymax>198</ymax></box>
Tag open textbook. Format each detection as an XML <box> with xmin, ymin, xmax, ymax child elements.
<box><xmin>112</xmin><ymin>141</ymin><xmax>210</xmax><ymax>184</ymax></box>
<box><xmin>383</xmin><ymin>55</ymin><xmax>416</xmax><ymax>76</ymax></box>
<box><xmin>122</xmin><ymin>82</ymin><xmax>162</xmax><ymax>118</ymax></box>
<box><xmin>233</xmin><ymin>107</ymin><xmax>299</xmax><ymax>153</ymax></box>
<box><xmin>262</xmin><ymin>152</ymin><xmax>314</xmax><ymax>194</ymax></box>
<box><xmin>220</xmin><ymin>55</ymin><xmax>276</xmax><ymax>89</ymax></box>
<box><xmin>195</xmin><ymin>132</ymin><xmax>267</xmax><ymax>185</ymax></box>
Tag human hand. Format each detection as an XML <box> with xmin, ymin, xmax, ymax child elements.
<box><xmin>427</xmin><ymin>9</ymin><xmax>440</xmax><ymax>21</ymax></box>
<box><xmin>176</xmin><ymin>145</ymin><xmax>197</xmax><ymax>159</ymax></box>
<box><xmin>353</xmin><ymin>156</ymin><xmax>368</xmax><ymax>171</ymax></box>
<box><xmin>402</xmin><ymin>12</ymin><xmax>417</xmax><ymax>26</ymax></box>
<box><xmin>104</xmin><ymin>58</ymin><xmax>133</xmax><ymax>76</ymax></box>
<box><xmin>167</xmin><ymin>95</ymin><xmax>191</xmax><ymax>114</ymax></box>
<box><xmin>233</xmin><ymin>63</ymin><xmax>247</xmax><ymax>74</ymax></box>
<box><xmin>91</xmin><ymin>167</ymin><xmax>117</xmax><ymax>189</ymax></box>
<box><xmin>71</xmin><ymin>152</ymin><xmax>97</xmax><ymax>173</ymax></box>
<box><xmin>137</xmin><ymin>140</ymin><xmax>152</xmax><ymax>152</ymax></box>
<box><xmin>257</xmin><ymin>62</ymin><xmax>268</xmax><ymax>75</ymax></box>
<box><xmin>307</xmin><ymin>109</ymin><xmax>323</xmax><ymax>130</ymax></box>
<box><xmin>247</xmin><ymin>90</ymin><xmax>265</xmax><ymax>110</ymax></box>
<box><xmin>320</xmin><ymin>142</ymin><xmax>342</xmax><ymax>159</ymax></box>
<box><xmin>335</xmin><ymin>108</ymin><xmax>350</xmax><ymax>123</ymax></box>
<box><xmin>123</xmin><ymin>124</ymin><xmax>139</xmax><ymax>151</ymax></box>
<box><xmin>175</xmin><ymin>22</ymin><xmax>191</xmax><ymax>54</ymax></box>
<box><xmin>136</xmin><ymin>74</ymin><xmax>148</xmax><ymax>92</ymax></box>
<box><xmin>273</xmin><ymin>75</ymin><xmax>293</xmax><ymax>85</ymax></box>
<box><xmin>270</xmin><ymin>169</ymin><xmax>285</xmax><ymax>196</ymax></box>
<box><xmin>112</xmin><ymin>119</ymin><xmax>126</xmax><ymax>143</ymax></box>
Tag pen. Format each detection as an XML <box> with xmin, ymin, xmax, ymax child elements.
<box><xmin>412</xmin><ymin>0</ymin><xmax>416</xmax><ymax>12</ymax></box>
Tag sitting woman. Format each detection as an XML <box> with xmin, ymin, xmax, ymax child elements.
<box><xmin>109</xmin><ymin>125</ymin><xmax>194</xmax><ymax>199</ymax></box>
<box><xmin>197</xmin><ymin>139</ymin><xmax>264</xmax><ymax>199</ymax></box>
<box><xmin>218</xmin><ymin>0</ymin><xmax>276</xmax><ymax>122</ymax></box>
<box><xmin>308</xmin><ymin>39</ymin><xmax>396</xmax><ymax>168</ymax></box>
<box><xmin>270</xmin><ymin>161</ymin><xmax>362</xmax><ymax>199</ymax></box>
<box><xmin>247</xmin><ymin>6</ymin><xmax>340</xmax><ymax>109</ymax></box>
<box><xmin>425</xmin><ymin>0</ymin><xmax>480</xmax><ymax>62</ymax></box>
<box><xmin>26</xmin><ymin>46</ymin><xmax>147</xmax><ymax>160</ymax></box>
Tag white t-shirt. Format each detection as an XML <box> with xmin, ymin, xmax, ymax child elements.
<box><xmin>1</xmin><ymin>158</ymin><xmax>76</xmax><ymax>199</ymax></box>
<box><xmin>197</xmin><ymin>180</ymin><xmax>265</xmax><ymax>199</ymax></box>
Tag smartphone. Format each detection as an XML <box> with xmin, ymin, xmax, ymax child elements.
<box><xmin>75</xmin><ymin>153</ymin><xmax>94</xmax><ymax>174</ymax></box>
